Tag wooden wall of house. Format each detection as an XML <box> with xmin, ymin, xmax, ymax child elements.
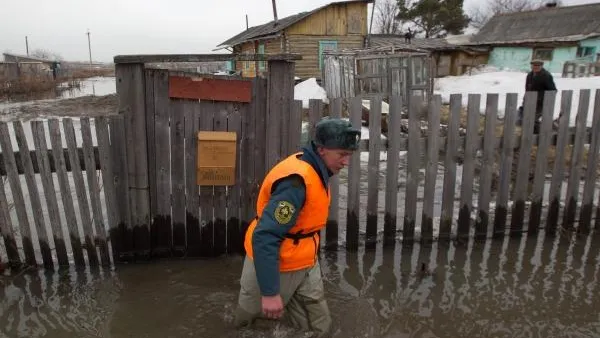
<box><xmin>453</xmin><ymin>51</ymin><xmax>488</xmax><ymax>75</ymax></box>
<box><xmin>234</xmin><ymin>38</ymin><xmax>283</xmax><ymax>77</ymax></box>
<box><xmin>286</xmin><ymin>2</ymin><xmax>368</xmax><ymax>36</ymax></box>
<box><xmin>283</xmin><ymin>2</ymin><xmax>369</xmax><ymax>79</ymax></box>
<box><xmin>286</xmin><ymin>35</ymin><xmax>365</xmax><ymax>79</ymax></box>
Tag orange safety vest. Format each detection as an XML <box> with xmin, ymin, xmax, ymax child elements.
<box><xmin>244</xmin><ymin>152</ymin><xmax>330</xmax><ymax>272</ymax></box>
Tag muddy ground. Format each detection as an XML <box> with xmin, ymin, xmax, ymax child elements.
<box><xmin>0</xmin><ymin>94</ymin><xmax>118</xmax><ymax>121</ymax></box>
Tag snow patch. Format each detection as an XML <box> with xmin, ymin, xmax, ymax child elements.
<box><xmin>294</xmin><ymin>78</ymin><xmax>329</xmax><ymax>109</ymax></box>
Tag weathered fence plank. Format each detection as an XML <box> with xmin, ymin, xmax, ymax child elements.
<box><xmin>581</xmin><ymin>90</ymin><xmax>600</xmax><ymax>232</ymax></box>
<box><xmin>384</xmin><ymin>95</ymin><xmax>402</xmax><ymax>245</ymax></box>
<box><xmin>289</xmin><ymin>101</ymin><xmax>303</xmax><ymax>154</ymax></box>
<box><xmin>528</xmin><ymin>91</ymin><xmax>557</xmax><ymax>232</ymax></box>
<box><xmin>346</xmin><ymin>97</ymin><xmax>362</xmax><ymax>251</ymax></box>
<box><xmin>366</xmin><ymin>97</ymin><xmax>382</xmax><ymax>248</ymax></box>
<box><xmin>308</xmin><ymin>99</ymin><xmax>323</xmax><ymax>142</ymax></box>
<box><xmin>0</xmin><ymin>123</ymin><xmax>35</xmax><ymax>266</ymax></box>
<box><xmin>199</xmin><ymin>101</ymin><xmax>215</xmax><ymax>256</ymax></box>
<box><xmin>227</xmin><ymin>103</ymin><xmax>243</xmax><ymax>255</ymax></box>
<box><xmin>267</xmin><ymin>60</ymin><xmax>294</xmax><ymax>171</ymax></box>
<box><xmin>547</xmin><ymin>91</ymin><xmax>573</xmax><ymax>234</ymax></box>
<box><xmin>185</xmin><ymin>102</ymin><xmax>201</xmax><ymax>256</ymax></box>
<box><xmin>213</xmin><ymin>104</ymin><xmax>229</xmax><ymax>256</ymax></box>
<box><xmin>421</xmin><ymin>95</ymin><xmax>441</xmax><ymax>243</ymax></box>
<box><xmin>48</xmin><ymin>119</ymin><xmax>85</xmax><ymax>267</ymax></box>
<box><xmin>153</xmin><ymin>70</ymin><xmax>172</xmax><ymax>257</ymax></box>
<box><xmin>440</xmin><ymin>94</ymin><xmax>461</xmax><ymax>240</ymax></box>
<box><xmin>14</xmin><ymin>121</ymin><xmax>53</xmax><ymax>268</ymax></box>
<box><xmin>404</xmin><ymin>95</ymin><xmax>421</xmax><ymax>242</ymax></box>
<box><xmin>0</xmin><ymin>175</ymin><xmax>20</xmax><ymax>266</ymax></box>
<box><xmin>475</xmin><ymin>94</ymin><xmax>498</xmax><ymax>239</ymax></box>
<box><xmin>64</xmin><ymin>119</ymin><xmax>98</xmax><ymax>266</ymax></box>
<box><xmin>308</xmin><ymin>99</ymin><xmax>325</xmax><ymax>247</ymax></box>
<box><xmin>510</xmin><ymin>91</ymin><xmax>537</xmax><ymax>235</ymax></box>
<box><xmin>32</xmin><ymin>121</ymin><xmax>69</xmax><ymax>267</ymax></box>
<box><xmin>145</xmin><ymin>69</ymin><xmax>157</xmax><ymax>242</ymax></box>
<box><xmin>563</xmin><ymin>89</ymin><xmax>590</xmax><ymax>230</ymax></box>
<box><xmin>171</xmin><ymin>100</ymin><xmax>186</xmax><ymax>257</ymax></box>
<box><xmin>108</xmin><ymin>116</ymin><xmax>132</xmax><ymax>261</ymax></box>
<box><xmin>457</xmin><ymin>94</ymin><xmax>481</xmax><ymax>239</ymax></box>
<box><xmin>116</xmin><ymin>63</ymin><xmax>151</xmax><ymax>259</ymax></box>
<box><xmin>326</xmin><ymin>97</ymin><xmax>342</xmax><ymax>250</ymax></box>
<box><xmin>240</xmin><ymin>79</ymin><xmax>258</xmax><ymax>242</ymax></box>
<box><xmin>95</xmin><ymin>117</ymin><xmax>119</xmax><ymax>265</ymax></box>
<box><xmin>81</xmin><ymin>118</ymin><xmax>110</xmax><ymax>266</ymax></box>
<box><xmin>494</xmin><ymin>93</ymin><xmax>518</xmax><ymax>237</ymax></box>
<box><xmin>253</xmin><ymin>78</ymin><xmax>268</xmax><ymax>199</ymax></box>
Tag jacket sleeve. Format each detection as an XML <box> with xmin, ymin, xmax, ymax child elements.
<box><xmin>251</xmin><ymin>174</ymin><xmax>306</xmax><ymax>296</ymax></box>
<box><xmin>545</xmin><ymin>73</ymin><xmax>557</xmax><ymax>91</ymax></box>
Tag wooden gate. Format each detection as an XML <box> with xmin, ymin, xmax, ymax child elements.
<box><xmin>112</xmin><ymin>54</ymin><xmax>301</xmax><ymax>261</ymax></box>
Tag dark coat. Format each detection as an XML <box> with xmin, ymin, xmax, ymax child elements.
<box><xmin>525</xmin><ymin>68</ymin><xmax>557</xmax><ymax>110</ymax></box>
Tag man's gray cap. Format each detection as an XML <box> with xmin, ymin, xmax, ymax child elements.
<box><xmin>314</xmin><ymin>117</ymin><xmax>361</xmax><ymax>150</ymax></box>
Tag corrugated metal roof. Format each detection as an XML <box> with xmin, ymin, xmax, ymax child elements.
<box><xmin>367</xmin><ymin>35</ymin><xmax>488</xmax><ymax>54</ymax></box>
<box><xmin>217</xmin><ymin>0</ymin><xmax>373</xmax><ymax>48</ymax></box>
<box><xmin>2</xmin><ymin>52</ymin><xmax>57</xmax><ymax>63</ymax></box>
<box><xmin>470</xmin><ymin>3</ymin><xmax>600</xmax><ymax>45</ymax></box>
<box><xmin>369</xmin><ymin>35</ymin><xmax>459</xmax><ymax>51</ymax></box>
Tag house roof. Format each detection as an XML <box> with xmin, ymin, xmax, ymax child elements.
<box><xmin>368</xmin><ymin>34</ymin><xmax>488</xmax><ymax>54</ymax></box>
<box><xmin>2</xmin><ymin>52</ymin><xmax>58</xmax><ymax>63</ymax></box>
<box><xmin>217</xmin><ymin>0</ymin><xmax>373</xmax><ymax>48</ymax></box>
<box><xmin>470</xmin><ymin>3</ymin><xmax>600</xmax><ymax>45</ymax></box>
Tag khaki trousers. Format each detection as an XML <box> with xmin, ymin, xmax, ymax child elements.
<box><xmin>234</xmin><ymin>256</ymin><xmax>332</xmax><ymax>337</ymax></box>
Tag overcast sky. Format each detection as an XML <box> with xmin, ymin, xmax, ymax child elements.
<box><xmin>1</xmin><ymin>0</ymin><xmax>598</xmax><ymax>62</ymax></box>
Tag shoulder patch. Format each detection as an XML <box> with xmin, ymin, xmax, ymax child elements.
<box><xmin>274</xmin><ymin>201</ymin><xmax>296</xmax><ymax>225</ymax></box>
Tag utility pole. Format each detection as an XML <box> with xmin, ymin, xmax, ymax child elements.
<box><xmin>271</xmin><ymin>0</ymin><xmax>278</xmax><ymax>24</ymax></box>
<box><xmin>86</xmin><ymin>29</ymin><xmax>93</xmax><ymax>69</ymax></box>
<box><xmin>25</xmin><ymin>36</ymin><xmax>29</xmax><ymax>55</ymax></box>
<box><xmin>246</xmin><ymin>14</ymin><xmax>249</xmax><ymax>30</ymax></box>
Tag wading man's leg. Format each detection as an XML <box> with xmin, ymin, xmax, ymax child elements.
<box><xmin>282</xmin><ymin>261</ymin><xmax>331</xmax><ymax>337</ymax></box>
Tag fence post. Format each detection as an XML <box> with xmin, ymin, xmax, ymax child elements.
<box><xmin>115</xmin><ymin>62</ymin><xmax>151</xmax><ymax>260</ymax></box>
<box><xmin>266</xmin><ymin>60</ymin><xmax>295</xmax><ymax>171</ymax></box>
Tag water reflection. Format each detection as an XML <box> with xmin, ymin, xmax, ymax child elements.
<box><xmin>0</xmin><ymin>267</ymin><xmax>120</xmax><ymax>337</ymax></box>
<box><xmin>1</xmin><ymin>232</ymin><xmax>600</xmax><ymax>337</ymax></box>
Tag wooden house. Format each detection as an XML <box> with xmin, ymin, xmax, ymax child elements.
<box><xmin>216</xmin><ymin>0</ymin><xmax>372</xmax><ymax>79</ymax></box>
<box><xmin>467</xmin><ymin>3</ymin><xmax>600</xmax><ymax>73</ymax></box>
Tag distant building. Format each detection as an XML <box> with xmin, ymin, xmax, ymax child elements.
<box><xmin>1</xmin><ymin>53</ymin><xmax>60</xmax><ymax>80</ymax></box>
<box><xmin>467</xmin><ymin>3</ymin><xmax>600</xmax><ymax>73</ymax></box>
<box><xmin>367</xmin><ymin>34</ymin><xmax>489</xmax><ymax>77</ymax></box>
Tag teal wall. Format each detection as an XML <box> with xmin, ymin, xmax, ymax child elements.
<box><xmin>579</xmin><ymin>38</ymin><xmax>600</xmax><ymax>62</ymax></box>
<box><xmin>489</xmin><ymin>47</ymin><xmax>532</xmax><ymax>72</ymax></box>
<box><xmin>487</xmin><ymin>42</ymin><xmax>599</xmax><ymax>73</ymax></box>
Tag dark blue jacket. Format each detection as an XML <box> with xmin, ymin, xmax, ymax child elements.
<box><xmin>252</xmin><ymin>141</ymin><xmax>331</xmax><ymax>296</ymax></box>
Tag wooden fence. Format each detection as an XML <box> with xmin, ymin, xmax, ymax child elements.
<box><xmin>562</xmin><ymin>61</ymin><xmax>600</xmax><ymax>78</ymax></box>
<box><xmin>1</xmin><ymin>53</ymin><xmax>599</xmax><ymax>270</ymax></box>
<box><xmin>0</xmin><ymin>116</ymin><xmax>125</xmax><ymax>269</ymax></box>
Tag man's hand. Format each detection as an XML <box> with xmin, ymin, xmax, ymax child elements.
<box><xmin>261</xmin><ymin>295</ymin><xmax>284</xmax><ymax>319</ymax></box>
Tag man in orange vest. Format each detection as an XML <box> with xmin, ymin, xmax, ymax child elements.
<box><xmin>234</xmin><ymin>117</ymin><xmax>361</xmax><ymax>337</ymax></box>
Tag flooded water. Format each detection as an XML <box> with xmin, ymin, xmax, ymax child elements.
<box><xmin>0</xmin><ymin>77</ymin><xmax>116</xmax><ymax>112</ymax></box>
<box><xmin>2</xmin><ymin>231</ymin><xmax>600</xmax><ymax>338</ymax></box>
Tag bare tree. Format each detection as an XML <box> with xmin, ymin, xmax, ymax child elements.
<box><xmin>31</xmin><ymin>48</ymin><xmax>63</xmax><ymax>61</ymax></box>
<box><xmin>374</xmin><ymin>0</ymin><xmax>403</xmax><ymax>34</ymax></box>
<box><xmin>469</xmin><ymin>0</ymin><xmax>563</xmax><ymax>29</ymax></box>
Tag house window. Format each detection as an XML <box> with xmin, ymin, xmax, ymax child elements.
<box><xmin>258</xmin><ymin>43</ymin><xmax>266</xmax><ymax>71</ymax></box>
<box><xmin>577</xmin><ymin>46</ymin><xmax>595</xmax><ymax>58</ymax></box>
<box><xmin>319</xmin><ymin>40</ymin><xmax>338</xmax><ymax>70</ymax></box>
<box><xmin>532</xmin><ymin>48</ymin><xmax>554</xmax><ymax>61</ymax></box>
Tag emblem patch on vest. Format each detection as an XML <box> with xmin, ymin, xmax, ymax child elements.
<box><xmin>274</xmin><ymin>201</ymin><xmax>295</xmax><ymax>225</ymax></box>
